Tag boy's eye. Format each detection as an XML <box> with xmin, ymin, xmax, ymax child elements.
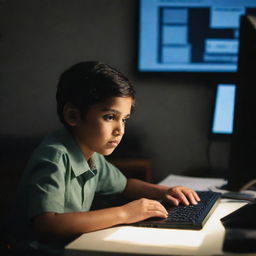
<box><xmin>103</xmin><ymin>114</ymin><xmax>130</xmax><ymax>123</ymax></box>
<box><xmin>103</xmin><ymin>114</ymin><xmax>115</xmax><ymax>121</ymax></box>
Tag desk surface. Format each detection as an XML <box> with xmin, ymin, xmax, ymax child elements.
<box><xmin>65</xmin><ymin>201</ymin><xmax>249</xmax><ymax>256</ymax></box>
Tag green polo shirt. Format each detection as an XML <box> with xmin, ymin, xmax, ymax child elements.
<box><xmin>10</xmin><ymin>128</ymin><xmax>127</xmax><ymax>253</ymax></box>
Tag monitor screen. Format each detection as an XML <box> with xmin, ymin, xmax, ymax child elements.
<box><xmin>211</xmin><ymin>83</ymin><xmax>236</xmax><ymax>135</ymax></box>
<box><xmin>138</xmin><ymin>0</ymin><xmax>256</xmax><ymax>73</ymax></box>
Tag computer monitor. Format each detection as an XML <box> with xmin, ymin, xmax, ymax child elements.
<box><xmin>138</xmin><ymin>0</ymin><xmax>256</xmax><ymax>73</ymax></box>
<box><xmin>210</xmin><ymin>83</ymin><xmax>236</xmax><ymax>138</ymax></box>
<box><xmin>226</xmin><ymin>15</ymin><xmax>256</xmax><ymax>191</ymax></box>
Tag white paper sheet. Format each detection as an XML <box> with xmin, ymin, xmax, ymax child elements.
<box><xmin>159</xmin><ymin>174</ymin><xmax>227</xmax><ymax>191</ymax></box>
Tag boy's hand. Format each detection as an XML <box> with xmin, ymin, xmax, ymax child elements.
<box><xmin>163</xmin><ymin>186</ymin><xmax>200</xmax><ymax>206</ymax></box>
<box><xmin>119</xmin><ymin>198</ymin><xmax>168</xmax><ymax>224</ymax></box>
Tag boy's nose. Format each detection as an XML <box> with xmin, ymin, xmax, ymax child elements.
<box><xmin>113</xmin><ymin>122</ymin><xmax>124</xmax><ymax>136</ymax></box>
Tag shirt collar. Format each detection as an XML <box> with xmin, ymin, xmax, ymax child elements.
<box><xmin>56</xmin><ymin>128</ymin><xmax>98</xmax><ymax>179</ymax></box>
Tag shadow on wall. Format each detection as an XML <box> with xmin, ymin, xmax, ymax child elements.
<box><xmin>109</xmin><ymin>125</ymin><xmax>153</xmax><ymax>159</ymax></box>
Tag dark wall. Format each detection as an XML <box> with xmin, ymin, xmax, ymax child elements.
<box><xmin>0</xmin><ymin>0</ymin><xmax>229</xmax><ymax>182</ymax></box>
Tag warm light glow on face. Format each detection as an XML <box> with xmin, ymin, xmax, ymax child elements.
<box><xmin>72</xmin><ymin>97</ymin><xmax>132</xmax><ymax>159</ymax></box>
<box><xmin>104</xmin><ymin>227</ymin><xmax>205</xmax><ymax>248</ymax></box>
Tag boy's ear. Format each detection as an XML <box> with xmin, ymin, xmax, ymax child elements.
<box><xmin>63</xmin><ymin>103</ymin><xmax>80</xmax><ymax>127</ymax></box>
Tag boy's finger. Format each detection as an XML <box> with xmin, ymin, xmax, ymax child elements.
<box><xmin>165</xmin><ymin>194</ymin><xmax>180</xmax><ymax>206</ymax></box>
<box><xmin>193</xmin><ymin>191</ymin><xmax>201</xmax><ymax>201</ymax></box>
<box><xmin>185</xmin><ymin>193</ymin><xmax>198</xmax><ymax>205</ymax></box>
<box><xmin>176</xmin><ymin>192</ymin><xmax>190</xmax><ymax>206</ymax></box>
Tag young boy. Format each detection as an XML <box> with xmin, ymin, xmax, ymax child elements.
<box><xmin>9</xmin><ymin>61</ymin><xmax>200</xmax><ymax>255</ymax></box>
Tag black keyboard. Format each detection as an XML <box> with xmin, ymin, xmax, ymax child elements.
<box><xmin>136</xmin><ymin>191</ymin><xmax>221</xmax><ymax>230</ymax></box>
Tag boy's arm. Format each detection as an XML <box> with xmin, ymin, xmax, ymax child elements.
<box><xmin>33</xmin><ymin>197</ymin><xmax>168</xmax><ymax>242</ymax></box>
<box><xmin>32</xmin><ymin>179</ymin><xmax>199</xmax><ymax>242</ymax></box>
<box><xmin>123</xmin><ymin>178</ymin><xmax>200</xmax><ymax>206</ymax></box>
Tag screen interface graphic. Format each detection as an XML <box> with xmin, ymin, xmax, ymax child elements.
<box><xmin>139</xmin><ymin>0</ymin><xmax>256</xmax><ymax>72</ymax></box>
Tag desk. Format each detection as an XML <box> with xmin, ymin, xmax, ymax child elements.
<box><xmin>65</xmin><ymin>201</ymin><xmax>248</xmax><ymax>256</ymax></box>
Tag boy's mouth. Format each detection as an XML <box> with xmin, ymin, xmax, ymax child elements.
<box><xmin>108</xmin><ymin>140</ymin><xmax>120</xmax><ymax>147</ymax></box>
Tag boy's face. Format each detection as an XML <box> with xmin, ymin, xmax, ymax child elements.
<box><xmin>72</xmin><ymin>96</ymin><xmax>133</xmax><ymax>160</ymax></box>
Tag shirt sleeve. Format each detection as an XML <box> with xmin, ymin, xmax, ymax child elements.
<box><xmin>95</xmin><ymin>154</ymin><xmax>127</xmax><ymax>195</ymax></box>
<box><xmin>26</xmin><ymin>146</ymin><xmax>67</xmax><ymax>220</ymax></box>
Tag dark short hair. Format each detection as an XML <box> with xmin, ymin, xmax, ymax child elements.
<box><xmin>56</xmin><ymin>61</ymin><xmax>135</xmax><ymax>128</ymax></box>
